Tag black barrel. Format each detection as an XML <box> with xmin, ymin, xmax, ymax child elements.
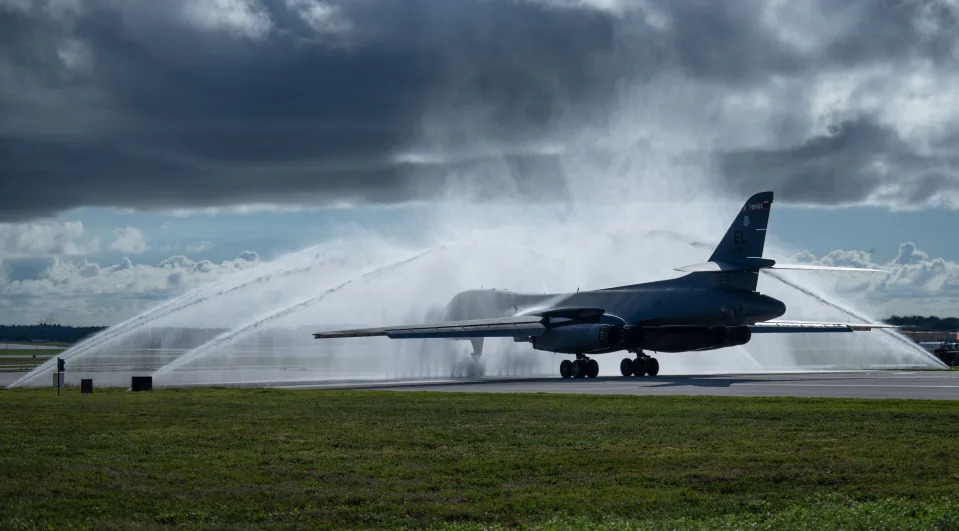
<box><xmin>80</xmin><ymin>379</ymin><xmax>93</xmax><ymax>394</ymax></box>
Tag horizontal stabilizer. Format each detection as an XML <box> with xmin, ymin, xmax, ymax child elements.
<box><xmin>313</xmin><ymin>316</ymin><xmax>546</xmax><ymax>340</ymax></box>
<box><xmin>750</xmin><ymin>320</ymin><xmax>897</xmax><ymax>333</ymax></box>
<box><xmin>769</xmin><ymin>264</ymin><xmax>886</xmax><ymax>272</ymax></box>
<box><xmin>674</xmin><ymin>260</ymin><xmax>772</xmax><ymax>272</ymax></box>
<box><xmin>675</xmin><ymin>261</ymin><xmax>886</xmax><ymax>273</ymax></box>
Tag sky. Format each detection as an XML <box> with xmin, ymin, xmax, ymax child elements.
<box><xmin>1</xmin><ymin>0</ymin><xmax>959</xmax><ymax>325</ymax></box>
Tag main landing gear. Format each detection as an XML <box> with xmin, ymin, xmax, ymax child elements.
<box><xmin>620</xmin><ymin>351</ymin><xmax>659</xmax><ymax>377</ymax></box>
<box><xmin>454</xmin><ymin>338</ymin><xmax>485</xmax><ymax>378</ymax></box>
<box><xmin>560</xmin><ymin>354</ymin><xmax>599</xmax><ymax>379</ymax></box>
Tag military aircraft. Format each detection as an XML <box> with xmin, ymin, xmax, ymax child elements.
<box><xmin>314</xmin><ymin>191</ymin><xmax>891</xmax><ymax>379</ymax></box>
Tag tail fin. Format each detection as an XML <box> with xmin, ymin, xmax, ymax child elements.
<box><xmin>708</xmin><ymin>191</ymin><xmax>773</xmax><ymax>264</ymax></box>
<box><xmin>673</xmin><ymin>192</ymin><xmax>880</xmax><ymax>290</ymax></box>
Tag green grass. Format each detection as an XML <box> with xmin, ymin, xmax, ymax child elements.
<box><xmin>1</xmin><ymin>390</ymin><xmax>958</xmax><ymax>529</ymax></box>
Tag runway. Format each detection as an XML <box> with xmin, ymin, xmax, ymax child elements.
<box><xmin>344</xmin><ymin>371</ymin><xmax>959</xmax><ymax>400</ymax></box>
<box><xmin>6</xmin><ymin>369</ymin><xmax>959</xmax><ymax>399</ymax></box>
<box><xmin>0</xmin><ymin>343</ymin><xmax>63</xmax><ymax>350</ymax></box>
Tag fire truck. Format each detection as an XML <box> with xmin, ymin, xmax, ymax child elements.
<box><xmin>933</xmin><ymin>341</ymin><xmax>959</xmax><ymax>366</ymax></box>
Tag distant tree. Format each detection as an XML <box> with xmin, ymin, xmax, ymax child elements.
<box><xmin>0</xmin><ymin>324</ymin><xmax>107</xmax><ymax>344</ymax></box>
<box><xmin>885</xmin><ymin>315</ymin><xmax>959</xmax><ymax>332</ymax></box>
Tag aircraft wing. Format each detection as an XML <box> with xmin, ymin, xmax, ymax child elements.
<box><xmin>313</xmin><ymin>316</ymin><xmax>547</xmax><ymax>339</ymax></box>
<box><xmin>749</xmin><ymin>320</ymin><xmax>897</xmax><ymax>333</ymax></box>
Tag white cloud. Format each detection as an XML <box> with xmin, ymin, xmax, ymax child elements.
<box><xmin>285</xmin><ymin>0</ymin><xmax>350</xmax><ymax>35</ymax></box>
<box><xmin>522</xmin><ymin>0</ymin><xmax>634</xmax><ymax>16</ymax></box>
<box><xmin>110</xmin><ymin>227</ymin><xmax>148</xmax><ymax>254</ymax></box>
<box><xmin>185</xmin><ymin>240</ymin><xmax>214</xmax><ymax>253</ymax></box>
<box><xmin>180</xmin><ymin>0</ymin><xmax>272</xmax><ymax>39</ymax></box>
<box><xmin>792</xmin><ymin>242</ymin><xmax>959</xmax><ymax>316</ymax></box>
<box><xmin>0</xmin><ymin>251</ymin><xmax>263</xmax><ymax>324</ymax></box>
<box><xmin>57</xmin><ymin>39</ymin><xmax>92</xmax><ymax>75</ymax></box>
<box><xmin>0</xmin><ymin>220</ymin><xmax>98</xmax><ymax>258</ymax></box>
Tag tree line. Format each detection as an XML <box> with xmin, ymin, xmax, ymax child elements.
<box><xmin>884</xmin><ymin>315</ymin><xmax>959</xmax><ymax>332</ymax></box>
<box><xmin>0</xmin><ymin>324</ymin><xmax>107</xmax><ymax>344</ymax></box>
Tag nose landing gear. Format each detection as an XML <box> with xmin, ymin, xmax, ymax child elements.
<box><xmin>620</xmin><ymin>351</ymin><xmax>659</xmax><ymax>377</ymax></box>
<box><xmin>560</xmin><ymin>355</ymin><xmax>599</xmax><ymax>379</ymax></box>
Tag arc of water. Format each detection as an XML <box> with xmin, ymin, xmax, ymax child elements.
<box><xmin>674</xmin><ymin>232</ymin><xmax>946</xmax><ymax>369</ymax></box>
<box><xmin>6</xmin><ymin>281</ymin><xmax>218</xmax><ymax>389</ymax></box>
<box><xmin>763</xmin><ymin>270</ymin><xmax>949</xmax><ymax>369</ymax></box>
<box><xmin>8</xmin><ymin>246</ymin><xmax>347</xmax><ymax>388</ymax></box>
<box><xmin>152</xmin><ymin>245</ymin><xmax>448</xmax><ymax>382</ymax></box>
<box><xmin>62</xmin><ymin>260</ymin><xmax>329</xmax><ymax>357</ymax></box>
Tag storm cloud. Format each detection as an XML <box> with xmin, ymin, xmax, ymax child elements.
<box><xmin>2</xmin><ymin>0</ymin><xmax>959</xmax><ymax>220</ymax></box>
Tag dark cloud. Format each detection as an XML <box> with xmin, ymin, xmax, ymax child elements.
<box><xmin>721</xmin><ymin>116</ymin><xmax>959</xmax><ymax>207</ymax></box>
<box><xmin>1</xmin><ymin>0</ymin><xmax>616</xmax><ymax>219</ymax></box>
<box><xmin>1</xmin><ymin>0</ymin><xmax>959</xmax><ymax>220</ymax></box>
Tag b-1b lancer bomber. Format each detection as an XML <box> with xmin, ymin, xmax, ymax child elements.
<box><xmin>314</xmin><ymin>192</ymin><xmax>890</xmax><ymax>379</ymax></box>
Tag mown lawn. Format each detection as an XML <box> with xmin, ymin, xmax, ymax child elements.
<box><xmin>1</xmin><ymin>389</ymin><xmax>958</xmax><ymax>529</ymax></box>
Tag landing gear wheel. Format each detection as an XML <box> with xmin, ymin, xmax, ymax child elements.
<box><xmin>646</xmin><ymin>357</ymin><xmax>660</xmax><ymax>377</ymax></box>
<box><xmin>586</xmin><ymin>359</ymin><xmax>599</xmax><ymax>378</ymax></box>
<box><xmin>559</xmin><ymin>359</ymin><xmax>573</xmax><ymax>379</ymax></box>
<box><xmin>572</xmin><ymin>359</ymin><xmax>587</xmax><ymax>379</ymax></box>
<box><xmin>632</xmin><ymin>357</ymin><xmax>647</xmax><ymax>377</ymax></box>
<box><xmin>620</xmin><ymin>358</ymin><xmax>633</xmax><ymax>377</ymax></box>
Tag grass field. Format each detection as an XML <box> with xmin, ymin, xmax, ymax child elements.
<box><xmin>2</xmin><ymin>389</ymin><xmax>958</xmax><ymax>529</ymax></box>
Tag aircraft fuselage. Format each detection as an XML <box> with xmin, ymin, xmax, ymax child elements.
<box><xmin>444</xmin><ymin>277</ymin><xmax>786</xmax><ymax>354</ymax></box>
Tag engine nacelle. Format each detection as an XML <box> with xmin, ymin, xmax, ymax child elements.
<box><xmin>531</xmin><ymin>324</ymin><xmax>624</xmax><ymax>354</ymax></box>
<box><xmin>637</xmin><ymin>326</ymin><xmax>752</xmax><ymax>353</ymax></box>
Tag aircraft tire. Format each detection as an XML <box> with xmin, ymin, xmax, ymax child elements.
<box><xmin>646</xmin><ymin>357</ymin><xmax>660</xmax><ymax>377</ymax></box>
<box><xmin>632</xmin><ymin>357</ymin><xmax>647</xmax><ymax>377</ymax></box>
<box><xmin>619</xmin><ymin>358</ymin><xmax>633</xmax><ymax>377</ymax></box>
<box><xmin>560</xmin><ymin>359</ymin><xmax>573</xmax><ymax>379</ymax></box>
<box><xmin>572</xmin><ymin>359</ymin><xmax>587</xmax><ymax>379</ymax></box>
<box><xmin>586</xmin><ymin>359</ymin><xmax>599</xmax><ymax>378</ymax></box>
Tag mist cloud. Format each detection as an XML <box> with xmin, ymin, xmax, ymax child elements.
<box><xmin>2</xmin><ymin>0</ymin><xmax>959</xmax><ymax>220</ymax></box>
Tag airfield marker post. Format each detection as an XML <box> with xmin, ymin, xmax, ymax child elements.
<box><xmin>56</xmin><ymin>357</ymin><xmax>65</xmax><ymax>396</ymax></box>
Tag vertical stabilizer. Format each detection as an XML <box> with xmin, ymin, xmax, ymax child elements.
<box><xmin>708</xmin><ymin>191</ymin><xmax>774</xmax><ymax>264</ymax></box>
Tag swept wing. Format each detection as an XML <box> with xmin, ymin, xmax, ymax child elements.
<box><xmin>313</xmin><ymin>316</ymin><xmax>546</xmax><ymax>339</ymax></box>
